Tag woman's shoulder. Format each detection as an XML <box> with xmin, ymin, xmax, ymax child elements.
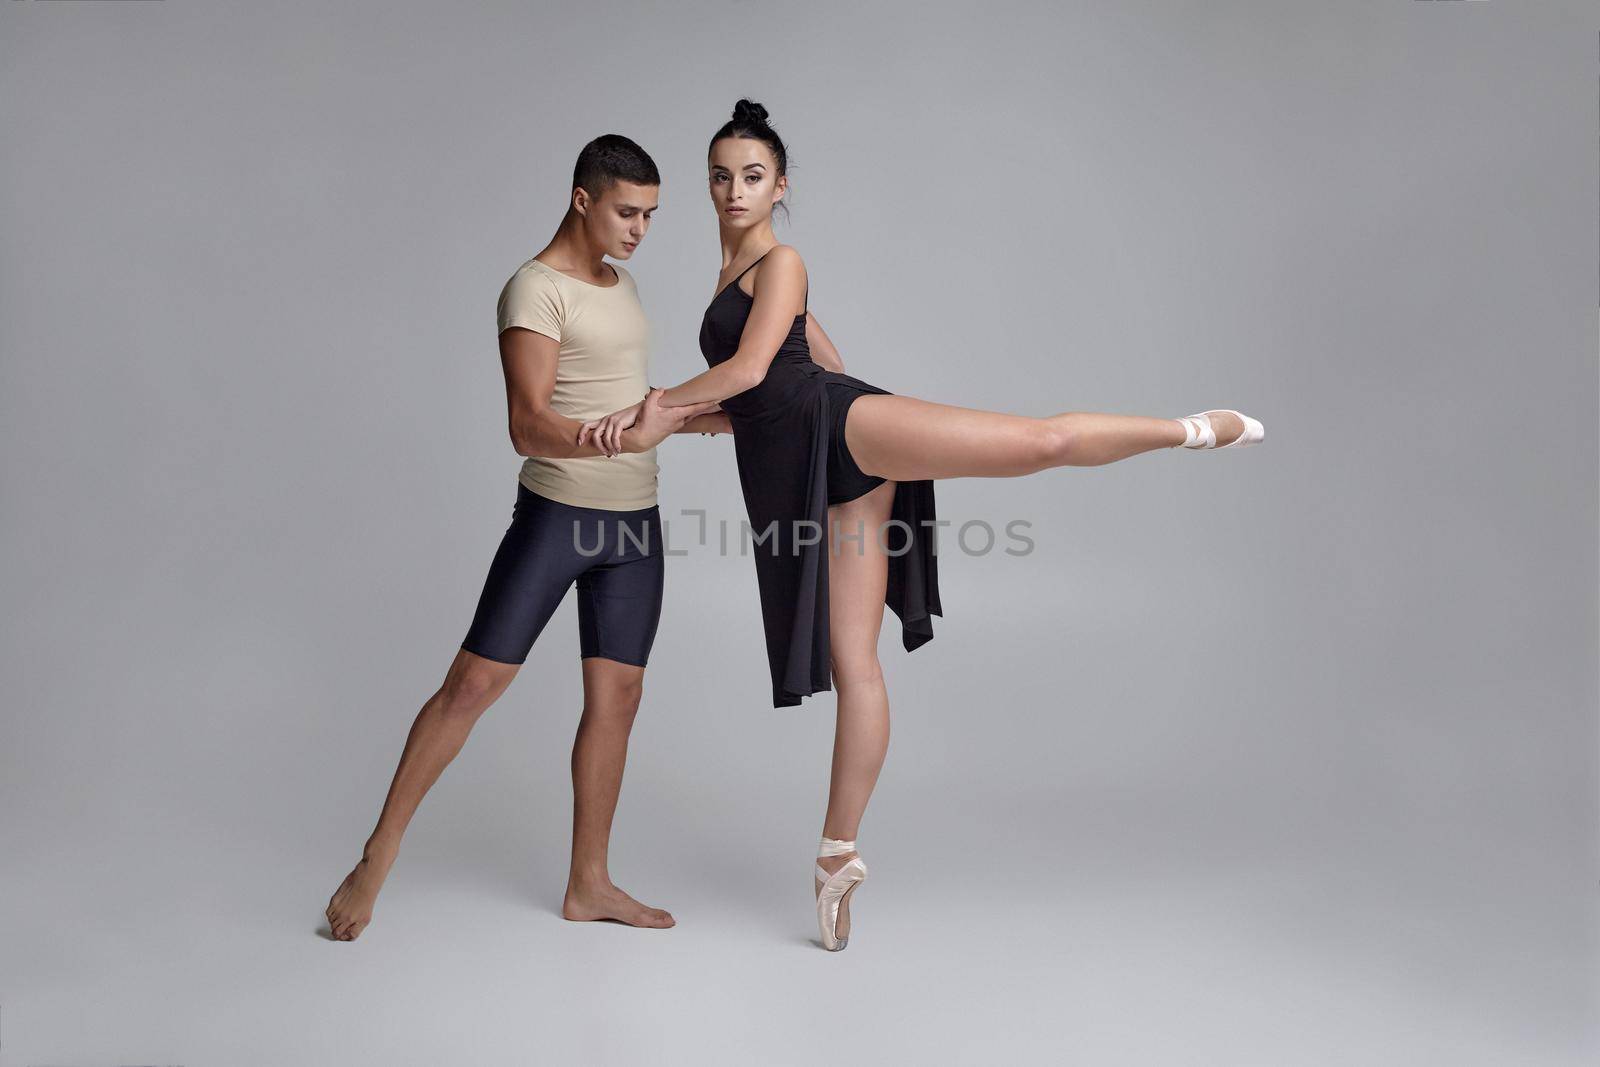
<box><xmin>762</xmin><ymin>243</ymin><xmax>805</xmax><ymax>268</ymax></box>
<box><xmin>752</xmin><ymin>244</ymin><xmax>808</xmax><ymax>286</ymax></box>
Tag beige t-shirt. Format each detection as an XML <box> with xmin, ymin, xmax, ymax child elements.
<box><xmin>497</xmin><ymin>257</ymin><xmax>659</xmax><ymax>510</ymax></box>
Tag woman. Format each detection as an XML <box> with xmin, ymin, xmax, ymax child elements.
<box><xmin>577</xmin><ymin>100</ymin><xmax>1264</xmax><ymax>951</ymax></box>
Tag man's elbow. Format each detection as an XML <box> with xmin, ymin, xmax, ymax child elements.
<box><xmin>510</xmin><ymin>415</ymin><xmax>559</xmax><ymax>458</ymax></box>
<box><xmin>510</xmin><ymin>427</ymin><xmax>538</xmax><ymax>458</ymax></box>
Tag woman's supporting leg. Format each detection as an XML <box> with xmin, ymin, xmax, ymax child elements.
<box><xmin>844</xmin><ymin>395</ymin><xmax>1244</xmax><ymax>481</ymax></box>
<box><xmin>819</xmin><ymin>479</ymin><xmax>898</xmax><ymax>873</ymax></box>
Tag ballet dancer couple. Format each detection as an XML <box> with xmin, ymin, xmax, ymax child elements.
<box><xmin>325</xmin><ymin>100</ymin><xmax>1264</xmax><ymax>951</ymax></box>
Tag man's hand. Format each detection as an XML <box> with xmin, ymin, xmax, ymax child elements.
<box><xmin>576</xmin><ymin>390</ymin><xmax>722</xmax><ymax>456</ymax></box>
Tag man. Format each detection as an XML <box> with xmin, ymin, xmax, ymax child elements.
<box><xmin>325</xmin><ymin>135</ymin><xmax>727</xmax><ymax>940</ymax></box>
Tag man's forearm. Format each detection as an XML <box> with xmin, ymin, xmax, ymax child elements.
<box><xmin>518</xmin><ymin>411</ymin><xmax>648</xmax><ymax>459</ymax></box>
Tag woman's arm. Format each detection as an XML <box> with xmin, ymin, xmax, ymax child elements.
<box><xmin>805</xmin><ymin>311</ymin><xmax>845</xmax><ymax>372</ymax></box>
<box><xmin>678</xmin><ymin>412</ymin><xmax>733</xmax><ymax>435</ymax></box>
<box><xmin>655</xmin><ymin>246</ymin><xmax>809</xmax><ymax>409</ymax></box>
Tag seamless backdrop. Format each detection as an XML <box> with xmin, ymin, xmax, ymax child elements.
<box><xmin>1</xmin><ymin>1</ymin><xmax>1596</xmax><ymax>1064</ymax></box>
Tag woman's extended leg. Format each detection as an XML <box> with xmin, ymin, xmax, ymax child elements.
<box><xmin>844</xmin><ymin>395</ymin><xmax>1245</xmax><ymax>481</ymax></box>
<box><xmin>818</xmin><ymin>479</ymin><xmax>897</xmax><ymax>867</ymax></box>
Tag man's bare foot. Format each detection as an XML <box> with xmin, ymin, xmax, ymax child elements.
<box><xmin>325</xmin><ymin>844</ymin><xmax>397</xmax><ymax>942</ymax></box>
<box><xmin>562</xmin><ymin>879</ymin><xmax>675</xmax><ymax>928</ymax></box>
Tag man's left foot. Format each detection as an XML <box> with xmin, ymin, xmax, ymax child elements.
<box><xmin>562</xmin><ymin>881</ymin><xmax>675</xmax><ymax>928</ymax></box>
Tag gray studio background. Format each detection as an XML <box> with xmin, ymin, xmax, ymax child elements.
<box><xmin>1</xmin><ymin>1</ymin><xmax>1595</xmax><ymax>1064</ymax></box>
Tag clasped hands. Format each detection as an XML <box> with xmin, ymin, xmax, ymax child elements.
<box><xmin>575</xmin><ymin>388</ymin><xmax>730</xmax><ymax>457</ymax></box>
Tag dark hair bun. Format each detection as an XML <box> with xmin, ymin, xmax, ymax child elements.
<box><xmin>732</xmin><ymin>99</ymin><xmax>770</xmax><ymax>127</ymax></box>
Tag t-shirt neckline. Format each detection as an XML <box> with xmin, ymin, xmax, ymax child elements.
<box><xmin>530</xmin><ymin>257</ymin><xmax>622</xmax><ymax>290</ymax></box>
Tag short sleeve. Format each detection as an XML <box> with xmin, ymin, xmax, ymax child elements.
<box><xmin>497</xmin><ymin>268</ymin><xmax>564</xmax><ymax>340</ymax></box>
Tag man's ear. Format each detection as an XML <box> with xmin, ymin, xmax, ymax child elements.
<box><xmin>572</xmin><ymin>187</ymin><xmax>590</xmax><ymax>217</ymax></box>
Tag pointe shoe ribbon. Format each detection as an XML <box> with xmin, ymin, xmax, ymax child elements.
<box><xmin>1178</xmin><ymin>408</ymin><xmax>1265</xmax><ymax>450</ymax></box>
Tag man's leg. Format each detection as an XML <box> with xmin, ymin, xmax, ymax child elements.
<box><xmin>560</xmin><ymin>504</ymin><xmax>672</xmax><ymax>927</ymax></box>
<box><xmin>560</xmin><ymin>657</ymin><xmax>673</xmax><ymax>927</ymax></box>
<box><xmin>326</xmin><ymin>483</ymin><xmax>581</xmax><ymax>941</ymax></box>
<box><xmin>326</xmin><ymin>648</ymin><xmax>519</xmax><ymax>941</ymax></box>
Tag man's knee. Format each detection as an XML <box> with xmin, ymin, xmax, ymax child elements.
<box><xmin>607</xmin><ymin>674</ymin><xmax>644</xmax><ymax>714</ymax></box>
<box><xmin>439</xmin><ymin>657</ymin><xmax>514</xmax><ymax>718</ymax></box>
<box><xmin>582</xmin><ymin>664</ymin><xmax>645</xmax><ymax>722</ymax></box>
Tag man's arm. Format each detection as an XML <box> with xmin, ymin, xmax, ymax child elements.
<box><xmin>501</xmin><ymin>327</ymin><xmax>653</xmax><ymax>456</ymax></box>
<box><xmin>805</xmin><ymin>311</ymin><xmax>845</xmax><ymax>372</ymax></box>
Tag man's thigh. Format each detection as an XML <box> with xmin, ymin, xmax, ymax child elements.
<box><xmin>575</xmin><ymin>509</ymin><xmax>665</xmax><ymax>671</ymax></box>
<box><xmin>460</xmin><ymin>485</ymin><xmax>592</xmax><ymax>665</ymax></box>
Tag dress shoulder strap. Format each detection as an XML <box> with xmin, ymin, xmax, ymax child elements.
<box><xmin>728</xmin><ymin>247</ymin><xmax>804</xmax><ymax>314</ymax></box>
<box><xmin>734</xmin><ymin>248</ymin><xmax>774</xmax><ymax>282</ymax></box>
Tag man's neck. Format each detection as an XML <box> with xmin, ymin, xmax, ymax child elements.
<box><xmin>536</xmin><ymin>218</ymin><xmax>614</xmax><ymax>285</ymax></box>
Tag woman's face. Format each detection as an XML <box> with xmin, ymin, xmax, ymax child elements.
<box><xmin>708</xmin><ymin>137</ymin><xmax>786</xmax><ymax>229</ymax></box>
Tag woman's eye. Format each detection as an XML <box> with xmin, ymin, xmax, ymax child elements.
<box><xmin>745</xmin><ymin>175</ymin><xmax>758</xmax><ymax>183</ymax></box>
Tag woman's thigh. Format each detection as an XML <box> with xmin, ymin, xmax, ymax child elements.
<box><xmin>844</xmin><ymin>394</ymin><xmax>1054</xmax><ymax>481</ymax></box>
<box><xmin>827</xmin><ymin>479</ymin><xmax>896</xmax><ymax>682</ymax></box>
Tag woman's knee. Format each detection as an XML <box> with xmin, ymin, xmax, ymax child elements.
<box><xmin>831</xmin><ymin>653</ymin><xmax>884</xmax><ymax>690</ymax></box>
<box><xmin>1036</xmin><ymin>416</ymin><xmax>1079</xmax><ymax>470</ymax></box>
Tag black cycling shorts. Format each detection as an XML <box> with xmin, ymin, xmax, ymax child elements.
<box><xmin>461</xmin><ymin>482</ymin><xmax>665</xmax><ymax>669</ymax></box>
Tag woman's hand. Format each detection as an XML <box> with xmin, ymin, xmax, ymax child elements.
<box><xmin>636</xmin><ymin>390</ymin><xmax>721</xmax><ymax>447</ymax></box>
<box><xmin>576</xmin><ymin>398</ymin><xmax>644</xmax><ymax>457</ymax></box>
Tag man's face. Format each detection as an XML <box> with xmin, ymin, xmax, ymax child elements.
<box><xmin>576</xmin><ymin>180</ymin><xmax>659</xmax><ymax>260</ymax></box>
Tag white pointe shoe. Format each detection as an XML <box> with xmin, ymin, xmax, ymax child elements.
<box><xmin>815</xmin><ymin>836</ymin><xmax>867</xmax><ymax>952</ymax></box>
<box><xmin>1176</xmin><ymin>409</ymin><xmax>1265</xmax><ymax>450</ymax></box>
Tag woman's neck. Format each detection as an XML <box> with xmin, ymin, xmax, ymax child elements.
<box><xmin>720</xmin><ymin>223</ymin><xmax>778</xmax><ymax>268</ymax></box>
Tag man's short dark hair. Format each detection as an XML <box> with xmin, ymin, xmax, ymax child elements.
<box><xmin>572</xmin><ymin>134</ymin><xmax>660</xmax><ymax>202</ymax></box>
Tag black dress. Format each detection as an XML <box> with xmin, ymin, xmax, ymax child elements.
<box><xmin>698</xmin><ymin>251</ymin><xmax>942</xmax><ymax>708</ymax></box>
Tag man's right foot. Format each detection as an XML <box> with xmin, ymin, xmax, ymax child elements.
<box><xmin>325</xmin><ymin>845</ymin><xmax>397</xmax><ymax>941</ymax></box>
<box><xmin>562</xmin><ymin>880</ymin><xmax>675</xmax><ymax>928</ymax></box>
